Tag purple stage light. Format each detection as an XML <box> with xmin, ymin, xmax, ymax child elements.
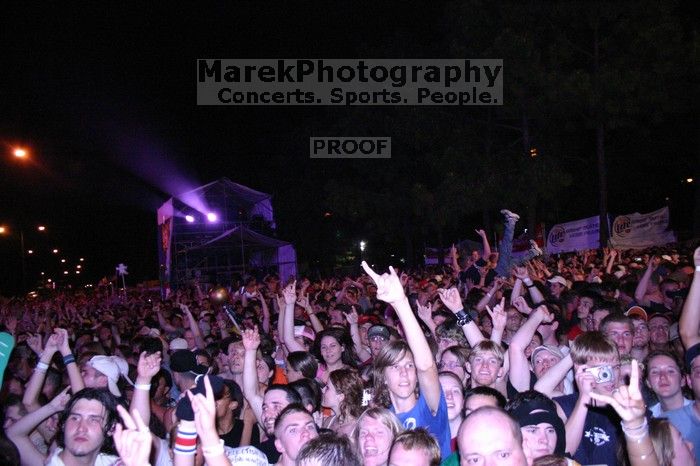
<box><xmin>206</xmin><ymin>212</ymin><xmax>218</xmax><ymax>223</ymax></box>
<box><xmin>185</xmin><ymin>215</ymin><xmax>195</xmax><ymax>223</ymax></box>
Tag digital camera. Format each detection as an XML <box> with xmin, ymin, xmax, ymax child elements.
<box><xmin>585</xmin><ymin>365</ymin><xmax>614</xmax><ymax>384</ymax></box>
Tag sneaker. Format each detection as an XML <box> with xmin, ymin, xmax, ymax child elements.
<box><xmin>500</xmin><ymin>209</ymin><xmax>520</xmax><ymax>223</ymax></box>
<box><xmin>529</xmin><ymin>240</ymin><xmax>543</xmax><ymax>257</ymax></box>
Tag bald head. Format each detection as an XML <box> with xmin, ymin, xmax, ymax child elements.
<box><xmin>458</xmin><ymin>407</ymin><xmax>527</xmax><ymax>466</ymax></box>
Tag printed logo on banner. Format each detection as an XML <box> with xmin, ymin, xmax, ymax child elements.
<box><xmin>613</xmin><ymin>216</ymin><xmax>631</xmax><ymax>237</ymax></box>
<box><xmin>548</xmin><ymin>226</ymin><xmax>566</xmax><ymax>246</ymax></box>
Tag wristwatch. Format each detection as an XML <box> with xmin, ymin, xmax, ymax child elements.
<box><xmin>455</xmin><ymin>309</ymin><xmax>472</xmax><ymax>326</ymax></box>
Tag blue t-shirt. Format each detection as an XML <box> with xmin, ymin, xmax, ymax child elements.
<box><xmin>392</xmin><ymin>390</ymin><xmax>451</xmax><ymax>459</ymax></box>
<box><xmin>555</xmin><ymin>393</ymin><xmax>621</xmax><ymax>466</ymax></box>
<box><xmin>665</xmin><ymin>403</ymin><xmax>700</xmax><ymax>457</ymax></box>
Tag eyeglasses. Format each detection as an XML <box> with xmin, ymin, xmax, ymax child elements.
<box><xmin>438</xmin><ymin>361</ymin><xmax>463</xmax><ymax>370</ymax></box>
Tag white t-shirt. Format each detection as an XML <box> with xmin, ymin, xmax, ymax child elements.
<box><xmin>153</xmin><ymin>439</ymin><xmax>269</xmax><ymax>466</ymax></box>
<box><xmin>45</xmin><ymin>448</ymin><xmax>118</xmax><ymax>466</ymax></box>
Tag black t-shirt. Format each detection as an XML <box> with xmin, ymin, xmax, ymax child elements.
<box><xmin>219</xmin><ymin>419</ymin><xmax>260</xmax><ymax>449</ymax></box>
<box><xmin>255</xmin><ymin>436</ymin><xmax>280</xmax><ymax>463</ymax></box>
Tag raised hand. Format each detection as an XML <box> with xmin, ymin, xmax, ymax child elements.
<box><xmin>513</xmin><ymin>266</ymin><xmax>529</xmax><ymax>281</ymax></box>
<box><xmin>486</xmin><ymin>298</ymin><xmax>507</xmax><ymax>330</ymax></box>
<box><xmin>416</xmin><ymin>300</ymin><xmax>433</xmax><ymax>324</ymax></box>
<box><xmin>113</xmin><ymin>405</ymin><xmax>152</xmax><ymax>466</ymax></box>
<box><xmin>512</xmin><ymin>296</ymin><xmax>532</xmax><ymax>315</ymax></box>
<box><xmin>241</xmin><ymin>326</ymin><xmax>261</xmax><ymax>351</ymax></box>
<box><xmin>136</xmin><ymin>351</ymin><xmax>162</xmax><ymax>381</ymax></box>
<box><xmin>346</xmin><ymin>306</ymin><xmax>359</xmax><ymax>325</ymax></box>
<box><xmin>449</xmin><ymin>244</ymin><xmax>458</xmax><ymax>259</ymax></box>
<box><xmin>590</xmin><ymin>360</ymin><xmax>645</xmax><ymax>424</ymax></box>
<box><xmin>54</xmin><ymin>328</ymin><xmax>72</xmax><ymax>356</ymax></box>
<box><xmin>27</xmin><ymin>333</ymin><xmax>44</xmax><ymax>356</ymax></box>
<box><xmin>188</xmin><ymin>375</ymin><xmax>219</xmax><ymax>445</ymax></box>
<box><xmin>49</xmin><ymin>386</ymin><xmax>71</xmax><ymax>412</ymax></box>
<box><xmin>282</xmin><ymin>281</ymin><xmax>297</xmax><ymax>306</ymax></box>
<box><xmin>693</xmin><ymin>246</ymin><xmax>700</xmax><ymax>267</ymax></box>
<box><xmin>534</xmin><ymin>304</ymin><xmax>555</xmax><ymax>324</ymax></box>
<box><xmin>296</xmin><ymin>293</ymin><xmax>310</xmax><ymax>309</ymax></box>
<box><xmin>361</xmin><ymin>261</ymin><xmax>406</xmax><ymax>305</ymax></box>
<box><xmin>437</xmin><ymin>287</ymin><xmax>463</xmax><ymax>313</ymax></box>
<box><xmin>475</xmin><ymin>229</ymin><xmax>487</xmax><ymax>238</ymax></box>
<box><xmin>43</xmin><ymin>332</ymin><xmax>62</xmax><ymax>356</ymax></box>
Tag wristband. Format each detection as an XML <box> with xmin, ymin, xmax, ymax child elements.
<box><xmin>526</xmin><ymin>283</ymin><xmax>536</xmax><ymax>289</ymax></box>
<box><xmin>36</xmin><ymin>361</ymin><xmax>49</xmax><ymax>371</ymax></box>
<box><xmin>174</xmin><ymin>421</ymin><xmax>197</xmax><ymax>456</ymax></box>
<box><xmin>696</xmin><ymin>266</ymin><xmax>700</xmax><ymax>272</ymax></box>
<box><xmin>523</xmin><ymin>278</ymin><xmax>533</xmax><ymax>286</ymax></box>
<box><xmin>63</xmin><ymin>354</ymin><xmax>75</xmax><ymax>365</ymax></box>
<box><xmin>202</xmin><ymin>438</ymin><xmax>225</xmax><ymax>457</ymax></box>
<box><xmin>134</xmin><ymin>383</ymin><xmax>152</xmax><ymax>391</ymax></box>
<box><xmin>455</xmin><ymin>309</ymin><xmax>472</xmax><ymax>326</ymax></box>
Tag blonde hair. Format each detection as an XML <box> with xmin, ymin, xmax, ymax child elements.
<box><xmin>570</xmin><ymin>331</ymin><xmax>618</xmax><ymax>366</ymax></box>
<box><xmin>390</xmin><ymin>428</ymin><xmax>441</xmax><ymax>466</ymax></box>
<box><xmin>353</xmin><ymin>407</ymin><xmax>404</xmax><ymax>446</ymax></box>
<box><xmin>468</xmin><ymin>340</ymin><xmax>505</xmax><ymax>367</ymax></box>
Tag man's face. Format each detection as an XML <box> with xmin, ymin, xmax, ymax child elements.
<box><xmin>687</xmin><ymin>357</ymin><xmax>700</xmax><ymax>400</ymax></box>
<box><xmin>632</xmin><ymin>319</ymin><xmax>650</xmax><ymax>348</ymax></box>
<box><xmin>521</xmin><ymin>423</ymin><xmax>557</xmax><ymax>463</ymax></box>
<box><xmin>458</xmin><ymin>411</ymin><xmax>527</xmax><ymax>466</ymax></box>
<box><xmin>80</xmin><ymin>365</ymin><xmax>107</xmax><ymax>389</ymax></box>
<box><xmin>533</xmin><ymin>351</ymin><xmax>562</xmax><ymax>379</ymax></box>
<box><xmin>648</xmin><ymin>317</ymin><xmax>670</xmax><ymax>346</ymax></box>
<box><xmin>646</xmin><ymin>355</ymin><xmax>684</xmax><ymax>400</ymax></box>
<box><xmin>389</xmin><ymin>443</ymin><xmax>430</xmax><ymax>466</ymax></box>
<box><xmin>184</xmin><ymin>330</ymin><xmax>196</xmax><ymax>349</ymax></box>
<box><xmin>384</xmin><ymin>352</ymin><xmax>418</xmax><ymax>402</ymax></box>
<box><xmin>506</xmin><ymin>309</ymin><xmax>524</xmax><ymax>332</ymax></box>
<box><xmin>575</xmin><ymin>358</ymin><xmax>620</xmax><ymax>396</ymax></box>
<box><xmin>603</xmin><ymin>322</ymin><xmax>633</xmax><ymax>356</ymax></box>
<box><xmin>369</xmin><ymin>336</ymin><xmax>389</xmax><ymax>357</ymax></box>
<box><xmin>262</xmin><ymin>389</ymin><xmax>289</xmax><ymax>435</ymax></box>
<box><xmin>227</xmin><ymin>341</ymin><xmax>245</xmax><ymax>374</ymax></box>
<box><xmin>274</xmin><ymin>411</ymin><xmax>318</xmax><ymax>462</ymax></box>
<box><xmin>358</xmin><ymin>415</ymin><xmax>394</xmax><ymax>466</ymax></box>
<box><xmin>63</xmin><ymin>399</ymin><xmax>108</xmax><ymax>458</ymax></box>
<box><xmin>467</xmin><ymin>351</ymin><xmax>503</xmax><ymax>387</ymax></box>
<box><xmin>463</xmin><ymin>394</ymin><xmax>498</xmax><ymax>416</ymax></box>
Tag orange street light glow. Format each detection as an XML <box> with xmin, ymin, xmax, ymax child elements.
<box><xmin>0</xmin><ymin>226</ymin><xmax>6</xmax><ymax>234</ymax></box>
<box><xmin>13</xmin><ymin>148</ymin><xmax>27</xmax><ymax>158</ymax></box>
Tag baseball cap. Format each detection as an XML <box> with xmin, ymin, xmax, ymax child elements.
<box><xmin>170</xmin><ymin>350</ymin><xmax>207</xmax><ymax>375</ymax></box>
<box><xmin>530</xmin><ymin>345</ymin><xmax>564</xmax><ymax>366</ymax></box>
<box><xmin>625</xmin><ymin>306</ymin><xmax>648</xmax><ymax>321</ymax></box>
<box><xmin>88</xmin><ymin>355</ymin><xmax>130</xmax><ymax>397</ymax></box>
<box><xmin>647</xmin><ymin>312</ymin><xmax>672</xmax><ymax>324</ymax></box>
<box><xmin>294</xmin><ymin>325</ymin><xmax>316</xmax><ymax>340</ymax></box>
<box><xmin>547</xmin><ymin>276</ymin><xmax>569</xmax><ymax>288</ymax></box>
<box><xmin>169</xmin><ymin>338</ymin><xmax>188</xmax><ymax>351</ymax></box>
<box><xmin>367</xmin><ymin>324</ymin><xmax>390</xmax><ymax>340</ymax></box>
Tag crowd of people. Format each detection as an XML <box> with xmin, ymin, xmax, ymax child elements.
<box><xmin>0</xmin><ymin>209</ymin><xmax>699</xmax><ymax>466</ymax></box>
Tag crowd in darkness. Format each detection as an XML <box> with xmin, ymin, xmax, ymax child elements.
<box><xmin>1</xmin><ymin>210</ymin><xmax>699</xmax><ymax>466</ymax></box>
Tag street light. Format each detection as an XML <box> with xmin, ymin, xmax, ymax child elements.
<box><xmin>37</xmin><ymin>225</ymin><xmax>46</xmax><ymax>231</ymax></box>
<box><xmin>13</xmin><ymin>148</ymin><xmax>27</xmax><ymax>158</ymax></box>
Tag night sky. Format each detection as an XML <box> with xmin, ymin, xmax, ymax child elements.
<box><xmin>1</xmin><ymin>2</ymin><xmax>697</xmax><ymax>294</ymax></box>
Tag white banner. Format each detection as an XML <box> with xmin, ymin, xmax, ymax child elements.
<box><xmin>546</xmin><ymin>215</ymin><xmax>601</xmax><ymax>254</ymax></box>
<box><xmin>609</xmin><ymin>206</ymin><xmax>676</xmax><ymax>249</ymax></box>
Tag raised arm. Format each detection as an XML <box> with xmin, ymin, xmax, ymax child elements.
<box><xmin>56</xmin><ymin>328</ymin><xmax>85</xmax><ymax>394</ymax></box>
<box><xmin>475</xmin><ymin>278</ymin><xmax>503</xmax><ymax>312</ymax></box>
<box><xmin>258</xmin><ymin>292</ymin><xmax>271</xmax><ymax>334</ymax></box>
<box><xmin>280</xmin><ymin>282</ymin><xmax>305</xmax><ymax>352</ymax></box>
<box><xmin>514</xmin><ymin>266</ymin><xmax>545</xmax><ymax>305</ymax></box>
<box><xmin>508</xmin><ymin>305</ymin><xmax>549</xmax><ymax>392</ymax></box>
<box><xmin>362</xmin><ymin>261</ymin><xmax>441</xmax><ymax>414</ymax></box>
<box><xmin>180</xmin><ymin>304</ymin><xmax>206</xmax><ymax>350</ymax></box>
<box><xmin>23</xmin><ymin>331</ymin><xmax>61</xmax><ymax>411</ymax></box>
<box><xmin>347</xmin><ymin>307</ymin><xmax>371</xmax><ymax>362</ymax></box>
<box><xmin>241</xmin><ymin>327</ymin><xmax>263</xmax><ymax>424</ymax></box>
<box><xmin>634</xmin><ymin>258</ymin><xmax>658</xmax><ymax>306</ymax></box>
<box><xmin>680</xmin><ymin>247</ymin><xmax>700</xmax><ymax>348</ymax></box>
<box><xmin>485</xmin><ymin>299</ymin><xmax>507</xmax><ymax>346</ymax></box>
<box><xmin>8</xmin><ymin>387</ymin><xmax>70</xmax><ymax>466</ymax></box>
<box><xmin>132</xmin><ymin>351</ymin><xmax>162</xmax><ymax>427</ymax></box>
<box><xmin>534</xmin><ymin>354</ymin><xmax>573</xmax><ymax>397</ymax></box>
<box><xmin>438</xmin><ymin>287</ymin><xmax>484</xmax><ymax>347</ymax></box>
<box><xmin>476</xmin><ymin>229</ymin><xmax>491</xmax><ymax>258</ymax></box>
<box><xmin>450</xmin><ymin>244</ymin><xmax>461</xmax><ymax>274</ymax></box>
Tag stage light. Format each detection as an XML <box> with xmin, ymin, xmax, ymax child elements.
<box><xmin>37</xmin><ymin>225</ymin><xmax>46</xmax><ymax>231</ymax></box>
<box><xmin>206</xmin><ymin>212</ymin><xmax>218</xmax><ymax>223</ymax></box>
<box><xmin>185</xmin><ymin>215</ymin><xmax>195</xmax><ymax>223</ymax></box>
<box><xmin>27</xmin><ymin>249</ymin><xmax>33</xmax><ymax>254</ymax></box>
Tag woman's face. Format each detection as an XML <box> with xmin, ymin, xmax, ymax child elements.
<box><xmin>320</xmin><ymin>335</ymin><xmax>343</xmax><ymax>366</ymax></box>
<box><xmin>440</xmin><ymin>351</ymin><xmax>466</xmax><ymax>384</ymax></box>
<box><xmin>439</xmin><ymin>374</ymin><xmax>464</xmax><ymax>423</ymax></box>
<box><xmin>358</xmin><ymin>416</ymin><xmax>393</xmax><ymax>466</ymax></box>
